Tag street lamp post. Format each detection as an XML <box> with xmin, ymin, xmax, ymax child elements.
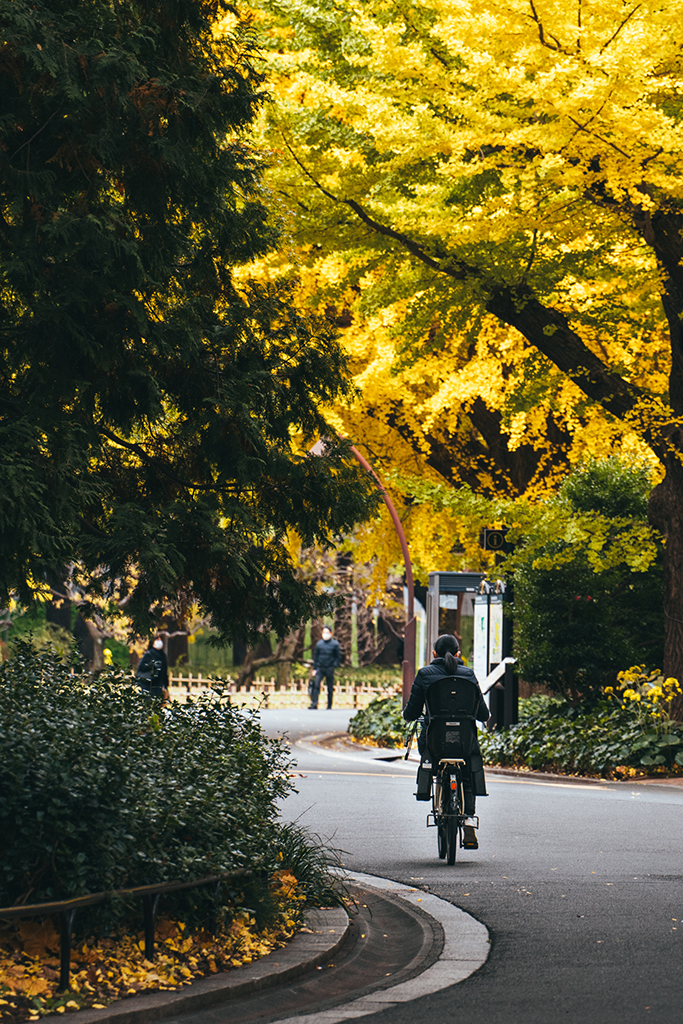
<box><xmin>309</xmin><ymin>438</ymin><xmax>416</xmax><ymax>704</ymax></box>
<box><xmin>347</xmin><ymin>446</ymin><xmax>416</xmax><ymax>705</ymax></box>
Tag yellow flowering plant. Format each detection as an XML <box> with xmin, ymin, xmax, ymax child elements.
<box><xmin>608</xmin><ymin>668</ymin><xmax>682</xmax><ymax>723</ymax></box>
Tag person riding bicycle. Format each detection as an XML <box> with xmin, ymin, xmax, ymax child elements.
<box><xmin>403</xmin><ymin>633</ymin><xmax>489</xmax><ymax>848</ymax></box>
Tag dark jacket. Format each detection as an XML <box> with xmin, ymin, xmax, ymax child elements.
<box><xmin>136</xmin><ymin>648</ymin><xmax>169</xmax><ymax>692</ymax></box>
<box><xmin>403</xmin><ymin>657</ymin><xmax>489</xmax><ymax>723</ymax></box>
<box><xmin>403</xmin><ymin>657</ymin><xmax>489</xmax><ymax>796</ymax></box>
<box><xmin>313</xmin><ymin>637</ymin><xmax>342</xmax><ymax>671</ymax></box>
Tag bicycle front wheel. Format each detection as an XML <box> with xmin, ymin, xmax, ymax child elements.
<box><xmin>437</xmin><ymin>818</ymin><xmax>447</xmax><ymax>859</ymax></box>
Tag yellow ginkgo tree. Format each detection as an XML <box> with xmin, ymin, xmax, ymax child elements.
<box><xmin>253</xmin><ymin>0</ymin><xmax>683</xmax><ymax>704</ymax></box>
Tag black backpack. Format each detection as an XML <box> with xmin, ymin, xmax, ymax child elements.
<box><xmin>423</xmin><ymin>674</ymin><xmax>482</xmax><ymax>764</ymax></box>
<box><xmin>136</xmin><ymin>654</ymin><xmax>164</xmax><ymax>697</ymax></box>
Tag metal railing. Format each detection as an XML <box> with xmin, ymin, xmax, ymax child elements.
<box><xmin>0</xmin><ymin>869</ymin><xmax>250</xmax><ymax>991</ymax></box>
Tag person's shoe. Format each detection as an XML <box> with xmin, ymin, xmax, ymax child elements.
<box><xmin>462</xmin><ymin>820</ymin><xmax>478</xmax><ymax>849</ymax></box>
<box><xmin>308</xmin><ymin>705</ymin><xmax>317</xmax><ymax>709</ymax></box>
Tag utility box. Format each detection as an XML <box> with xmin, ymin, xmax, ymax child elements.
<box><xmin>425</xmin><ymin>571</ymin><xmax>485</xmax><ymax>667</ymax></box>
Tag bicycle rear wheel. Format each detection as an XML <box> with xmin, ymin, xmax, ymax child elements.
<box><xmin>433</xmin><ymin>777</ymin><xmax>447</xmax><ymax>859</ymax></box>
<box><xmin>446</xmin><ymin>808</ymin><xmax>459</xmax><ymax>864</ymax></box>
<box><xmin>445</xmin><ymin>777</ymin><xmax>462</xmax><ymax>865</ymax></box>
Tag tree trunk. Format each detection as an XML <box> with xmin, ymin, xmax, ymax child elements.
<box><xmin>235</xmin><ymin>629</ymin><xmax>301</xmax><ymax>688</ymax></box>
<box><xmin>648</xmin><ymin>455</ymin><xmax>683</xmax><ymax>721</ymax></box>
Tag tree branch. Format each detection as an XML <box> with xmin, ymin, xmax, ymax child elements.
<box><xmin>527</xmin><ymin>0</ymin><xmax>574</xmax><ymax>54</ymax></box>
<box><xmin>282</xmin><ymin>138</ymin><xmax>666</xmax><ymax>455</ymax></box>
<box><xmin>484</xmin><ymin>284</ymin><xmax>662</xmax><ymax>449</ymax></box>
<box><xmin>282</xmin><ymin>136</ymin><xmax>473</xmax><ymax>280</ymax></box>
<box><xmin>97</xmin><ymin>424</ymin><xmax>232</xmax><ymax>493</ymax></box>
<box><xmin>599</xmin><ymin>4</ymin><xmax>643</xmax><ymax>54</ymax></box>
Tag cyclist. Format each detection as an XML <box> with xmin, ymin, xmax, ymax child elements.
<box><xmin>403</xmin><ymin>633</ymin><xmax>489</xmax><ymax>848</ymax></box>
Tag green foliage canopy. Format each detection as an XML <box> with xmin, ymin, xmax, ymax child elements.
<box><xmin>510</xmin><ymin>460</ymin><xmax>664</xmax><ymax>701</ymax></box>
<box><xmin>397</xmin><ymin>458</ymin><xmax>664</xmax><ymax>699</ymax></box>
<box><xmin>0</xmin><ymin>0</ymin><xmax>379</xmax><ymax>640</ymax></box>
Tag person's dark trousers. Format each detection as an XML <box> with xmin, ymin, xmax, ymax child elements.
<box><xmin>462</xmin><ymin>772</ymin><xmax>476</xmax><ymax>817</ymax></box>
<box><xmin>416</xmin><ymin>733</ymin><xmax>476</xmax><ymax>816</ymax></box>
<box><xmin>312</xmin><ymin>668</ymin><xmax>335</xmax><ymax>708</ymax></box>
<box><xmin>308</xmin><ymin>675</ymin><xmax>320</xmax><ymax>708</ymax></box>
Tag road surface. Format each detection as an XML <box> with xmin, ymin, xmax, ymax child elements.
<box><xmin>260</xmin><ymin>708</ymin><xmax>683</xmax><ymax>1024</ymax></box>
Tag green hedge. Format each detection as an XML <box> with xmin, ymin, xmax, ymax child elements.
<box><xmin>479</xmin><ymin>694</ymin><xmax>683</xmax><ymax>776</ymax></box>
<box><xmin>347</xmin><ymin>688</ymin><xmax>683</xmax><ymax>777</ymax></box>
<box><xmin>347</xmin><ymin>695</ymin><xmax>405</xmax><ymax>746</ymax></box>
<box><xmin>0</xmin><ymin>643</ymin><xmax>296</xmax><ymax>919</ymax></box>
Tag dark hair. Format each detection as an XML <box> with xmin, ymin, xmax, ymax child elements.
<box><xmin>433</xmin><ymin>633</ymin><xmax>461</xmax><ymax>674</ymax></box>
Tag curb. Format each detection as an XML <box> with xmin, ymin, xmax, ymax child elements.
<box><xmin>307</xmin><ymin>733</ymin><xmax>683</xmax><ymax>791</ymax></box>
<box><xmin>57</xmin><ymin>907</ymin><xmax>349</xmax><ymax>1024</ymax></box>
<box><xmin>484</xmin><ymin>766</ymin><xmax>683</xmax><ymax>789</ymax></box>
<box><xmin>296</xmin><ymin>733</ymin><xmax>415</xmax><ymax>770</ymax></box>
<box><xmin>261</xmin><ymin>871</ymin><xmax>490</xmax><ymax>1024</ymax></box>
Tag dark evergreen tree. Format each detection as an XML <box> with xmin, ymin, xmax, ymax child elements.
<box><xmin>0</xmin><ymin>0</ymin><xmax>378</xmax><ymax>640</ymax></box>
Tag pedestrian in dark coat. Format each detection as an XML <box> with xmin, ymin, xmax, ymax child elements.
<box><xmin>403</xmin><ymin>633</ymin><xmax>489</xmax><ymax>845</ymax></box>
<box><xmin>136</xmin><ymin>637</ymin><xmax>170</xmax><ymax>702</ymax></box>
<box><xmin>310</xmin><ymin>627</ymin><xmax>342</xmax><ymax>709</ymax></box>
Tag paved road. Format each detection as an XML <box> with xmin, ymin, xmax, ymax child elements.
<box><xmin>260</xmin><ymin>709</ymin><xmax>683</xmax><ymax>1024</ymax></box>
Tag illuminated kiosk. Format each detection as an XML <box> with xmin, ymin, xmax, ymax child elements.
<box><xmin>426</xmin><ymin>571</ymin><xmax>517</xmax><ymax>727</ymax></box>
<box><xmin>474</xmin><ymin>580</ymin><xmax>518</xmax><ymax>726</ymax></box>
<box><xmin>425</xmin><ymin>571</ymin><xmax>484</xmax><ymax>668</ymax></box>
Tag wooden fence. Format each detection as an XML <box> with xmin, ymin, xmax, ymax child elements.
<box><xmin>168</xmin><ymin>672</ymin><xmax>399</xmax><ymax>709</ymax></box>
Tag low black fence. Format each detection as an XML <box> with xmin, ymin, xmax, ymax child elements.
<box><xmin>0</xmin><ymin>868</ymin><xmax>251</xmax><ymax>991</ymax></box>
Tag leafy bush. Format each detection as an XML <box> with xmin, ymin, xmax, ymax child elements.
<box><xmin>0</xmin><ymin>643</ymin><xmax>304</xmax><ymax>924</ymax></box>
<box><xmin>347</xmin><ymin>695</ymin><xmax>404</xmax><ymax>747</ymax></box>
<box><xmin>2</xmin><ymin>604</ymin><xmax>73</xmax><ymax>661</ymax></box>
<box><xmin>480</xmin><ymin>670</ymin><xmax>683</xmax><ymax>777</ymax></box>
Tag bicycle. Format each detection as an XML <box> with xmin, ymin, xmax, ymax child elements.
<box><xmin>406</xmin><ymin>674</ymin><xmax>484</xmax><ymax>864</ymax></box>
<box><xmin>427</xmin><ymin>757</ymin><xmax>478</xmax><ymax>864</ymax></box>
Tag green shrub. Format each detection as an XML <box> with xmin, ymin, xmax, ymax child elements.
<box><xmin>480</xmin><ymin>689</ymin><xmax>683</xmax><ymax>777</ymax></box>
<box><xmin>347</xmin><ymin>671</ymin><xmax>683</xmax><ymax>775</ymax></box>
<box><xmin>3</xmin><ymin>604</ymin><xmax>73</xmax><ymax>660</ymax></box>
<box><xmin>347</xmin><ymin>695</ymin><xmax>404</xmax><ymax>747</ymax></box>
<box><xmin>0</xmin><ymin>643</ymin><xmax>296</xmax><ymax>920</ymax></box>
